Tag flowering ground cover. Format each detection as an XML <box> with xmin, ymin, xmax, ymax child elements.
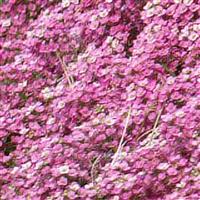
<box><xmin>0</xmin><ymin>0</ymin><xmax>199</xmax><ymax>199</ymax></box>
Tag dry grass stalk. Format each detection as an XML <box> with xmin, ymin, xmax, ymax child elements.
<box><xmin>91</xmin><ymin>155</ymin><xmax>102</xmax><ymax>185</ymax></box>
<box><xmin>137</xmin><ymin>107</ymin><xmax>164</xmax><ymax>146</ymax></box>
<box><xmin>56</xmin><ymin>51</ymin><xmax>74</xmax><ymax>87</ymax></box>
<box><xmin>111</xmin><ymin>107</ymin><xmax>132</xmax><ymax>166</ymax></box>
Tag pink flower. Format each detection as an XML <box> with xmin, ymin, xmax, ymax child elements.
<box><xmin>57</xmin><ymin>177</ymin><xmax>68</xmax><ymax>186</ymax></box>
<box><xmin>167</xmin><ymin>167</ymin><xmax>178</xmax><ymax>176</ymax></box>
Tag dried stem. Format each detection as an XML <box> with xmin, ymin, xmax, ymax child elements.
<box><xmin>137</xmin><ymin>107</ymin><xmax>164</xmax><ymax>145</ymax></box>
<box><xmin>56</xmin><ymin>51</ymin><xmax>74</xmax><ymax>87</ymax></box>
<box><xmin>149</xmin><ymin>107</ymin><xmax>163</xmax><ymax>145</ymax></box>
<box><xmin>91</xmin><ymin>155</ymin><xmax>102</xmax><ymax>185</ymax></box>
<box><xmin>111</xmin><ymin>107</ymin><xmax>132</xmax><ymax>166</ymax></box>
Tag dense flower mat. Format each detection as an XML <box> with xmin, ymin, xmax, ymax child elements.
<box><xmin>0</xmin><ymin>0</ymin><xmax>199</xmax><ymax>199</ymax></box>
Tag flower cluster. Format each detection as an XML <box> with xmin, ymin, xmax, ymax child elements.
<box><xmin>0</xmin><ymin>0</ymin><xmax>199</xmax><ymax>199</ymax></box>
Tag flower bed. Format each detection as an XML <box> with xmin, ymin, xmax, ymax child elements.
<box><xmin>0</xmin><ymin>0</ymin><xmax>199</xmax><ymax>199</ymax></box>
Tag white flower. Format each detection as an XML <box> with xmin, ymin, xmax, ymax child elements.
<box><xmin>50</xmin><ymin>137</ymin><xmax>59</xmax><ymax>144</ymax></box>
<box><xmin>101</xmin><ymin>68</ymin><xmax>110</xmax><ymax>76</ymax></box>
<box><xmin>2</xmin><ymin>41</ymin><xmax>11</xmax><ymax>48</ymax></box>
<box><xmin>41</xmin><ymin>151</ymin><xmax>49</xmax><ymax>158</ymax></box>
<box><xmin>159</xmin><ymin>140</ymin><xmax>167</xmax><ymax>147</ymax></box>
<box><xmin>42</xmin><ymin>87</ymin><xmax>51</xmax><ymax>94</ymax></box>
<box><xmin>183</xmin><ymin>0</ymin><xmax>193</xmax><ymax>6</ymax></box>
<box><xmin>35</xmin><ymin>28</ymin><xmax>45</xmax><ymax>38</ymax></box>
<box><xmin>175</xmin><ymin>110</ymin><xmax>185</xmax><ymax>118</ymax></box>
<box><xmin>130</xmin><ymin>176</ymin><xmax>137</xmax><ymax>183</ymax></box>
<box><xmin>126</xmin><ymin>83</ymin><xmax>135</xmax><ymax>92</ymax></box>
<box><xmin>106</xmin><ymin>0</ymin><xmax>113</xmax><ymax>3</ymax></box>
<box><xmin>99</xmin><ymin>9</ymin><xmax>109</xmax><ymax>18</ymax></box>
<box><xmin>62</xmin><ymin>0</ymin><xmax>70</xmax><ymax>8</ymax></box>
<box><xmin>138</xmin><ymin>78</ymin><xmax>148</xmax><ymax>87</ymax></box>
<box><xmin>182</xmin><ymin>74</ymin><xmax>190</xmax><ymax>81</ymax></box>
<box><xmin>121</xmin><ymin>151</ymin><xmax>128</xmax><ymax>157</ymax></box>
<box><xmin>90</xmin><ymin>21</ymin><xmax>99</xmax><ymax>30</ymax></box>
<box><xmin>18</xmin><ymin>81</ymin><xmax>27</xmax><ymax>88</ymax></box>
<box><xmin>174</xmin><ymin>0</ymin><xmax>182</xmax><ymax>3</ymax></box>
<box><xmin>111</xmin><ymin>38</ymin><xmax>119</xmax><ymax>49</ymax></box>
<box><xmin>87</xmin><ymin>56</ymin><xmax>96</xmax><ymax>64</ymax></box>
<box><xmin>171</xmin><ymin>27</ymin><xmax>179</xmax><ymax>35</ymax></box>
<box><xmin>71</xmin><ymin>0</ymin><xmax>79</xmax><ymax>4</ymax></box>
<box><xmin>47</xmin><ymin>117</ymin><xmax>56</xmax><ymax>125</ymax></box>
<box><xmin>179</xmin><ymin>27</ymin><xmax>188</xmax><ymax>38</ymax></box>
<box><xmin>95</xmin><ymin>176</ymin><xmax>103</xmax><ymax>183</ymax></box>
<box><xmin>115</xmin><ymin>182</ymin><xmax>124</xmax><ymax>188</ymax></box>
<box><xmin>35</xmin><ymin>161</ymin><xmax>44</xmax><ymax>170</ymax></box>
<box><xmin>18</xmin><ymin>64</ymin><xmax>28</xmax><ymax>71</ymax></box>
<box><xmin>25</xmin><ymin>105</ymin><xmax>36</xmax><ymax>116</ymax></box>
<box><xmin>56</xmin><ymin>82</ymin><xmax>64</xmax><ymax>92</ymax></box>
<box><xmin>0</xmin><ymin>117</ymin><xmax>6</xmax><ymax>123</ymax></box>
<box><xmin>19</xmin><ymin>128</ymin><xmax>29</xmax><ymax>135</ymax></box>
<box><xmin>11</xmin><ymin>167</ymin><xmax>19</xmax><ymax>174</ymax></box>
<box><xmin>59</xmin><ymin>165</ymin><xmax>69</xmax><ymax>174</ymax></box>
<box><xmin>41</xmin><ymin>87</ymin><xmax>54</xmax><ymax>100</ymax></box>
<box><xmin>127</xmin><ymin>91</ymin><xmax>136</xmax><ymax>101</ymax></box>
<box><xmin>84</xmin><ymin>183</ymin><xmax>95</xmax><ymax>189</ymax></box>
<box><xmin>193</xmin><ymin>24</ymin><xmax>200</xmax><ymax>32</ymax></box>
<box><xmin>46</xmin><ymin>197</ymin><xmax>54</xmax><ymax>200</ymax></box>
<box><xmin>69</xmin><ymin>182</ymin><xmax>80</xmax><ymax>191</ymax></box>
<box><xmin>153</xmin><ymin>0</ymin><xmax>161</xmax><ymax>4</ymax></box>
<box><xmin>105</xmin><ymin>36</ymin><xmax>113</xmax><ymax>44</ymax></box>
<box><xmin>92</xmin><ymin>118</ymin><xmax>101</xmax><ymax>125</ymax></box>
<box><xmin>146</xmin><ymin>7</ymin><xmax>155</xmax><ymax>17</ymax></box>
<box><xmin>152</xmin><ymin>24</ymin><xmax>161</xmax><ymax>32</ymax></box>
<box><xmin>194</xmin><ymin>68</ymin><xmax>200</xmax><ymax>76</ymax></box>
<box><xmin>144</xmin><ymin>2</ymin><xmax>153</xmax><ymax>10</ymax></box>
<box><xmin>15</xmin><ymin>55</ymin><xmax>24</xmax><ymax>64</ymax></box>
<box><xmin>166</xmin><ymin>77</ymin><xmax>175</xmax><ymax>85</ymax></box>
<box><xmin>157</xmin><ymin>163</ymin><xmax>169</xmax><ymax>170</ymax></box>
<box><xmin>22</xmin><ymin>162</ymin><xmax>32</xmax><ymax>171</ymax></box>
<box><xmin>138</xmin><ymin>171</ymin><xmax>146</xmax><ymax>176</ymax></box>
<box><xmin>182</xmin><ymin>67</ymin><xmax>191</xmax><ymax>74</ymax></box>
<box><xmin>105</xmin><ymin>116</ymin><xmax>116</xmax><ymax>126</ymax></box>
<box><xmin>188</xmin><ymin>31</ymin><xmax>199</xmax><ymax>41</ymax></box>
<box><xmin>2</xmin><ymin>18</ymin><xmax>11</xmax><ymax>27</ymax></box>
<box><xmin>27</xmin><ymin>173</ymin><xmax>34</xmax><ymax>179</ymax></box>
<box><xmin>57</xmin><ymin>101</ymin><xmax>65</xmax><ymax>109</ymax></box>
<box><xmin>56</xmin><ymin>13</ymin><xmax>63</xmax><ymax>20</ymax></box>
<box><xmin>73</xmin><ymin>131</ymin><xmax>85</xmax><ymax>141</ymax></box>
<box><xmin>176</xmin><ymin>181</ymin><xmax>186</xmax><ymax>188</ymax></box>
<box><xmin>147</xmin><ymin>33</ymin><xmax>156</xmax><ymax>43</ymax></box>
<box><xmin>29</xmin><ymin>145</ymin><xmax>38</xmax><ymax>153</ymax></box>
<box><xmin>161</xmin><ymin>114</ymin><xmax>173</xmax><ymax>122</ymax></box>
<box><xmin>90</xmin><ymin>15</ymin><xmax>98</xmax><ymax>22</ymax></box>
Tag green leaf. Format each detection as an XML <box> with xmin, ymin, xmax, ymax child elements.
<box><xmin>5</xmin><ymin>159</ymin><xmax>16</xmax><ymax>168</ymax></box>
<box><xmin>32</xmin><ymin>71</ymin><xmax>43</xmax><ymax>79</ymax></box>
<box><xmin>19</xmin><ymin>92</ymin><xmax>29</xmax><ymax>100</ymax></box>
<box><xmin>31</xmin><ymin>110</ymin><xmax>40</xmax><ymax>116</ymax></box>
<box><xmin>2</xmin><ymin>78</ymin><xmax>17</xmax><ymax>85</ymax></box>
<box><xmin>3</xmin><ymin>136</ymin><xmax>16</xmax><ymax>156</ymax></box>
